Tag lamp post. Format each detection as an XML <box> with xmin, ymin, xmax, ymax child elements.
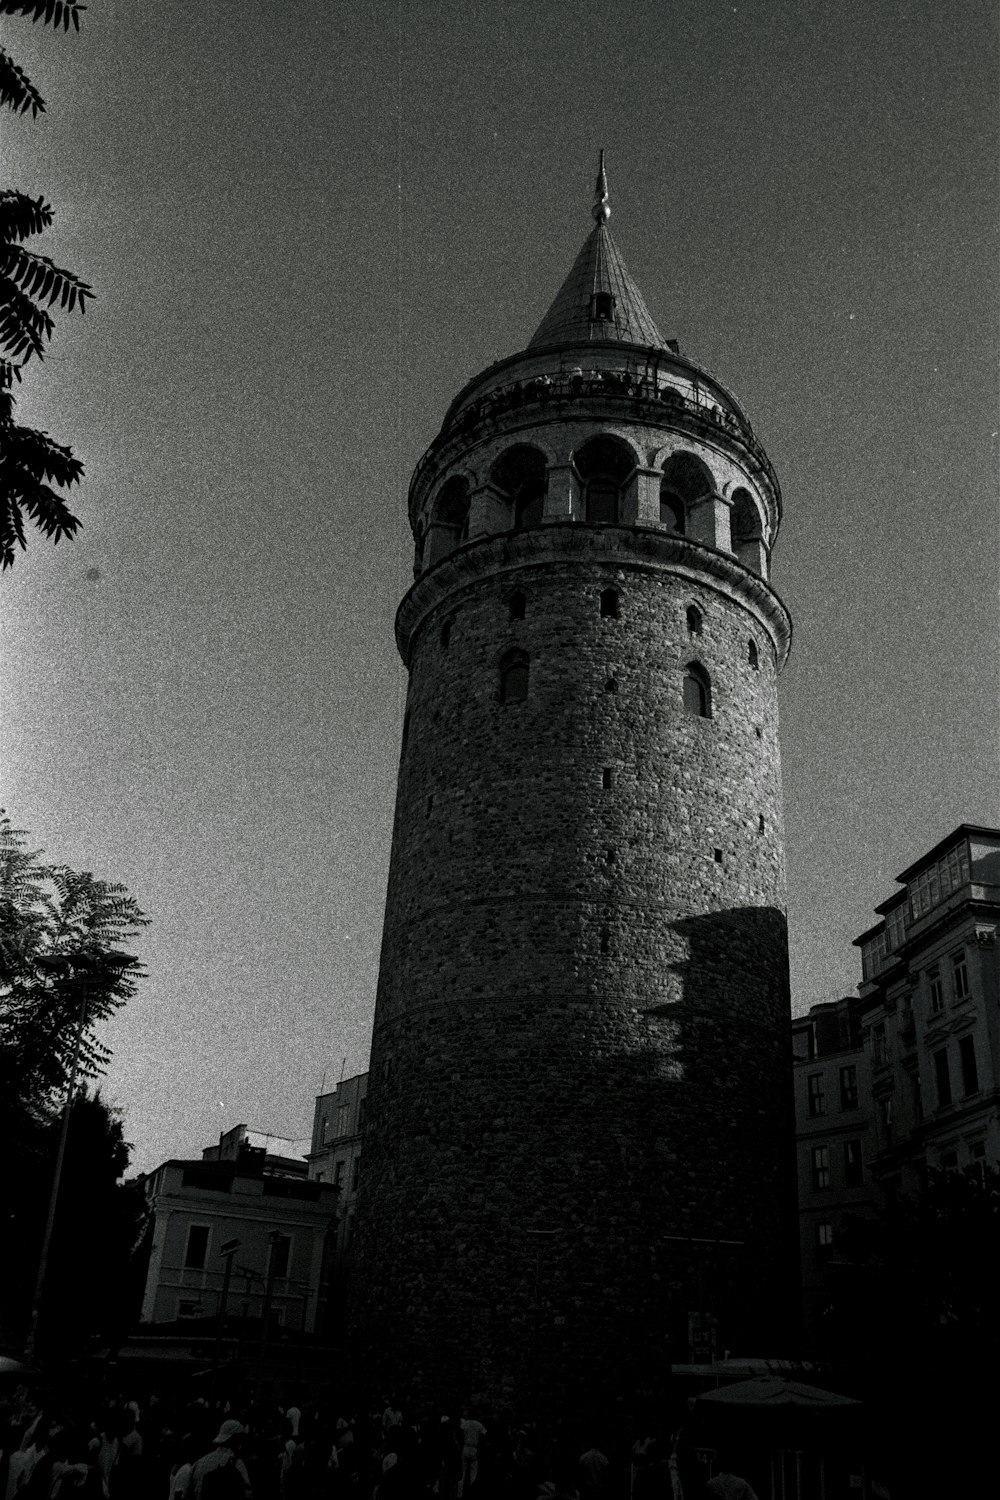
<box><xmin>214</xmin><ymin>1238</ymin><xmax>241</xmax><ymax>1370</ymax></box>
<box><xmin>23</xmin><ymin>983</ymin><xmax>90</xmax><ymax>1362</ymax></box>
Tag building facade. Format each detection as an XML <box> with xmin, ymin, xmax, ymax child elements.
<box><xmin>852</xmin><ymin>825</ymin><xmax>1000</xmax><ymax>1196</ymax></box>
<box><xmin>792</xmin><ymin>999</ymin><xmax>877</xmax><ymax>1332</ymax></box>
<box><xmin>308</xmin><ymin>1072</ymin><xmax>367</xmax><ymax>1264</ymax></box>
<box><xmin>352</xmin><ymin>161</ymin><xmax>799</xmax><ymax>1416</ymax></box>
<box><xmin>139</xmin><ymin>1132</ymin><xmax>338</xmax><ymax>1336</ymax></box>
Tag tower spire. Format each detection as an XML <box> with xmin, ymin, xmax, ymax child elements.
<box><xmin>592</xmin><ymin>148</ymin><xmax>610</xmax><ymax>223</ymax></box>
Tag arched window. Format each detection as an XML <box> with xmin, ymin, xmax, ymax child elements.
<box><xmin>659</xmin><ymin>489</ymin><xmax>685</xmax><ymax>533</ymax></box>
<box><xmin>499</xmin><ymin>650</ymin><xmax>529</xmax><ymax>704</ymax></box>
<box><xmin>491</xmin><ymin>445</ymin><xmax>547</xmax><ymax>531</ymax></box>
<box><xmin>574</xmin><ymin>435</ymin><xmax>634</xmax><ymax>525</ymax></box>
<box><xmin>434</xmin><ymin>476</ymin><xmax>470</xmax><ymax>549</ymax></box>
<box><xmin>731</xmin><ymin>488</ymin><xmax>767</xmax><ymax>577</ymax></box>
<box><xmin>600</xmin><ymin>588</ymin><xmax>620</xmax><ymax>619</ymax></box>
<box><xmin>686</xmin><ymin>604</ymin><xmax>703</xmax><ymax>637</ymax></box>
<box><xmin>508</xmin><ymin>591</ymin><xmax>526</xmax><ymax>622</ymax></box>
<box><xmin>748</xmin><ymin>638</ymin><xmax>759</xmax><ymax>669</ymax></box>
<box><xmin>683</xmin><ymin>663</ymin><xmax>712</xmax><ymax>718</ymax></box>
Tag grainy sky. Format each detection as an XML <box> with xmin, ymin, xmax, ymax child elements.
<box><xmin>1</xmin><ymin>0</ymin><xmax>996</xmax><ymax>1172</ymax></box>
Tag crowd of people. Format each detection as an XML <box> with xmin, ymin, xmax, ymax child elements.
<box><xmin>0</xmin><ymin>1385</ymin><xmax>738</xmax><ymax>1500</ymax></box>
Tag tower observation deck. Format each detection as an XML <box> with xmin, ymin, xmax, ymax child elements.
<box><xmin>352</xmin><ymin>158</ymin><xmax>799</xmax><ymax>1421</ymax></box>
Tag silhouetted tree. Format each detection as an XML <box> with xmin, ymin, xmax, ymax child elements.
<box><xmin>1</xmin><ymin>0</ymin><xmax>93</xmax><ymax>568</ymax></box>
<box><xmin>0</xmin><ymin>809</ymin><xmax>147</xmax><ymax>1136</ymax></box>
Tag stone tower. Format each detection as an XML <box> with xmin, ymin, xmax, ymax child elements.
<box><xmin>353</xmin><ymin>158</ymin><xmax>798</xmax><ymax>1418</ymax></box>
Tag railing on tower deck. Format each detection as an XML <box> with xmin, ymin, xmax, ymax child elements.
<box><xmin>409</xmin><ymin>367</ymin><xmax>780</xmax><ymax>509</ymax></box>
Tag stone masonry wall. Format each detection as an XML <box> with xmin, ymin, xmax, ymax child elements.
<box><xmin>352</xmin><ymin>524</ymin><xmax>799</xmax><ymax>1419</ymax></box>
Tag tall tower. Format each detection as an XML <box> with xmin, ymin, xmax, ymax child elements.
<box><xmin>354</xmin><ymin>159</ymin><xmax>798</xmax><ymax>1417</ymax></box>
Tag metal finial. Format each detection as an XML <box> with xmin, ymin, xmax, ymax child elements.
<box><xmin>592</xmin><ymin>148</ymin><xmax>610</xmax><ymax>223</ymax></box>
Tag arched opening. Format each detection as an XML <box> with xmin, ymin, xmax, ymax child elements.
<box><xmin>433</xmin><ymin>476</ymin><xmax>470</xmax><ymax>550</ymax></box>
<box><xmin>491</xmin><ymin>445</ymin><xmax>547</xmax><ymax>531</ymax></box>
<box><xmin>499</xmin><ymin>649</ymin><xmax>529</xmax><ymax>704</ymax></box>
<box><xmin>731</xmin><ymin>487</ymin><xmax>767</xmax><ymax>577</ymax></box>
<box><xmin>686</xmin><ymin>604</ymin><xmax>704</xmax><ymax>637</ymax></box>
<box><xmin>660</xmin><ymin>451</ymin><xmax>715</xmax><ymax>509</ymax></box>
<box><xmin>683</xmin><ymin>663</ymin><xmax>712</xmax><ymax>718</ymax></box>
<box><xmin>574</xmin><ymin>435</ymin><xmax>634</xmax><ymax>525</ymax></box>
<box><xmin>659</xmin><ymin>488</ymin><xmax>685</xmax><ymax>533</ymax></box>
<box><xmin>508</xmin><ymin>591</ymin><xmax>526</xmax><ymax>622</ymax></box>
<box><xmin>748</xmin><ymin>638</ymin><xmax>759</xmax><ymax>670</ymax></box>
<box><xmin>600</xmin><ymin>588</ymin><xmax>620</xmax><ymax>619</ymax></box>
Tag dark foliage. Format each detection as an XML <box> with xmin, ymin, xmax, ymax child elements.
<box><xmin>4</xmin><ymin>1089</ymin><xmax>149</xmax><ymax>1354</ymax></box>
<box><xmin>0</xmin><ymin>809</ymin><xmax>148</xmax><ymax>1136</ymax></box>
<box><xmin>0</xmin><ymin>0</ymin><xmax>92</xmax><ymax>568</ymax></box>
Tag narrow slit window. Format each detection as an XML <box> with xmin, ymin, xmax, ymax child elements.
<box><xmin>605</xmin><ymin>677</ymin><xmax>618</xmax><ymax>694</ymax></box>
<box><xmin>748</xmin><ymin>639</ymin><xmax>759</xmax><ymax>669</ymax></box>
<box><xmin>686</xmin><ymin>605</ymin><xmax>703</xmax><ymax>637</ymax></box>
<box><xmin>499</xmin><ymin>651</ymin><xmax>529</xmax><ymax>704</ymax></box>
<box><xmin>602</xmin><ymin>767</ymin><xmax>613</xmax><ymax>789</ymax></box>
<box><xmin>600</xmin><ymin>588</ymin><xmax>620</xmax><ymax>619</ymax></box>
<box><xmin>441</xmin><ymin>620</ymin><xmax>452</xmax><ymax>649</ymax></box>
<box><xmin>508</xmin><ymin>591</ymin><xmax>526</xmax><ymax>621</ymax></box>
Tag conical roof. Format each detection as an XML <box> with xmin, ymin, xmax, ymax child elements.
<box><xmin>528</xmin><ymin>218</ymin><xmax>669</xmax><ymax>352</ymax></box>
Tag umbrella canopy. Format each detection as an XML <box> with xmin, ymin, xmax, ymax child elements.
<box><xmin>0</xmin><ymin>1355</ymin><xmax>42</xmax><ymax>1380</ymax></box>
<box><xmin>697</xmin><ymin>1378</ymin><xmax>860</xmax><ymax>1410</ymax></box>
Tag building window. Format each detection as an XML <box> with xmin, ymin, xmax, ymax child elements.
<box><xmin>959</xmin><ymin>1035</ymin><xmax>979</xmax><ymax>1097</ymax></box>
<box><xmin>499</xmin><ymin>650</ymin><xmax>529</xmax><ymax>704</ymax></box>
<box><xmin>686</xmin><ymin>604</ymin><xmax>703</xmax><ymax>636</ymax></box>
<box><xmin>333</xmin><ymin>1160</ymin><xmax>345</xmax><ymax>1189</ymax></box>
<box><xmin>184</xmin><ymin>1225</ymin><xmax>210</xmax><ymax>1270</ymax></box>
<box><xmin>807</xmin><ymin>1073</ymin><xmax>825</xmax><ymax>1117</ymax></box>
<box><xmin>843</xmin><ymin>1139</ymin><xmax>863</xmax><ymax>1187</ymax></box>
<box><xmin>970</xmin><ymin>1141</ymin><xmax>987</xmax><ymax>1185</ymax></box>
<box><xmin>910</xmin><ymin>1071</ymin><xmax>923</xmax><ymax>1121</ymax></box>
<box><xmin>177</xmin><ymin>1297</ymin><xmax>204</xmax><ymax>1319</ymax></box>
<box><xmin>933</xmin><ymin>1048</ymin><xmax>952</xmax><ymax>1108</ymax></box>
<box><xmin>508</xmin><ymin>591</ymin><xmax>526</xmax><ymax>621</ymax></box>
<box><xmin>441</xmin><ymin>619</ymin><xmax>453</xmax><ymax>649</ymax></box>
<box><xmin>928</xmin><ymin>966</ymin><xmax>944</xmax><ymax>1014</ymax></box>
<box><xmin>811</xmin><ymin>1146</ymin><xmax>830</xmax><ymax>1191</ymax></box>
<box><xmin>908</xmin><ymin>841</ymin><xmax>971</xmax><ymax>920</ymax></box>
<box><xmin>952</xmin><ymin>950</ymin><xmax>970</xmax><ymax>1000</ymax></box>
<box><xmin>270</xmin><ymin>1234</ymin><xmax>291</xmax><ymax>1279</ymax></box>
<box><xmin>591</xmin><ymin>291</ymin><xmax>613</xmax><ymax>321</ymax></box>
<box><xmin>748</xmin><ymin>639</ymin><xmax>759</xmax><ymax>669</ymax></box>
<box><xmin>352</xmin><ymin>1156</ymin><xmax>361</xmax><ymax>1191</ymax></box>
<box><xmin>600</xmin><ymin>588</ymin><xmax>620</xmax><ymax>619</ymax></box>
<box><xmin>885</xmin><ymin>903</ymin><xmax>906</xmax><ymax>953</ymax></box>
<box><xmin>878</xmin><ymin>1095</ymin><xmax>893</xmax><ymax>1142</ymax></box>
<box><xmin>683</xmin><ymin>664</ymin><xmax>711</xmax><ymax>718</ymax></box>
<box><xmin>337</xmin><ymin>1104</ymin><xmax>350</xmax><ymax>1137</ymax></box>
<box><xmin>839</xmin><ymin>1065</ymin><xmax>859</xmax><ymax>1110</ymax></box>
<box><xmin>940</xmin><ymin>1151</ymin><xmax>958</xmax><ymax>1171</ymax></box>
<box><xmin>871</xmin><ymin>1022</ymin><xmax>887</xmax><ymax>1066</ymax></box>
<box><xmin>815</xmin><ymin>1222</ymin><xmax>834</xmax><ymax>1255</ymax></box>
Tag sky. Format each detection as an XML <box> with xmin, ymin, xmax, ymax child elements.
<box><xmin>1</xmin><ymin>0</ymin><xmax>997</xmax><ymax>1173</ymax></box>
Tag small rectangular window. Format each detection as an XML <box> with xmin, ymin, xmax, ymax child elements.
<box><xmin>843</xmin><ymin>1139</ymin><xmax>863</xmax><ymax>1187</ymax></box>
<box><xmin>184</xmin><ymin>1225</ymin><xmax>210</xmax><ymax>1270</ymax></box>
<box><xmin>959</xmin><ymin>1035</ymin><xmax>979</xmax><ymax>1097</ymax></box>
<box><xmin>878</xmin><ymin>1096</ymin><xmax>893</xmax><ymax>1142</ymax></box>
<box><xmin>839</xmin><ymin>1065</ymin><xmax>858</xmax><ymax>1110</ymax></box>
<box><xmin>352</xmin><ymin>1155</ymin><xmax>361</xmax><ymax>1191</ymax></box>
<box><xmin>934</xmin><ymin>1048</ymin><xmax>952</xmax><ymax>1108</ymax></box>
<box><xmin>815</xmin><ymin>1222</ymin><xmax>834</xmax><ymax>1254</ymax></box>
<box><xmin>928</xmin><ymin>966</ymin><xmax>944</xmax><ymax>1014</ymax></box>
<box><xmin>952</xmin><ymin>951</ymin><xmax>970</xmax><ymax>1000</ymax></box>
<box><xmin>337</xmin><ymin>1104</ymin><xmax>350</xmax><ymax>1137</ymax></box>
<box><xmin>911</xmin><ymin>1072</ymin><xmax>923</xmax><ymax>1121</ymax></box>
<box><xmin>591</xmin><ymin>291</ymin><xmax>613</xmax><ymax>321</ymax></box>
<box><xmin>807</xmin><ymin>1073</ymin><xmax>825</xmax><ymax>1117</ymax></box>
<box><xmin>602</xmin><ymin>767</ymin><xmax>613</xmax><ymax>789</ymax></box>
<box><xmin>333</xmin><ymin>1159</ymin><xmax>345</xmax><ymax>1188</ymax></box>
<box><xmin>811</xmin><ymin>1146</ymin><xmax>830</xmax><ymax>1191</ymax></box>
